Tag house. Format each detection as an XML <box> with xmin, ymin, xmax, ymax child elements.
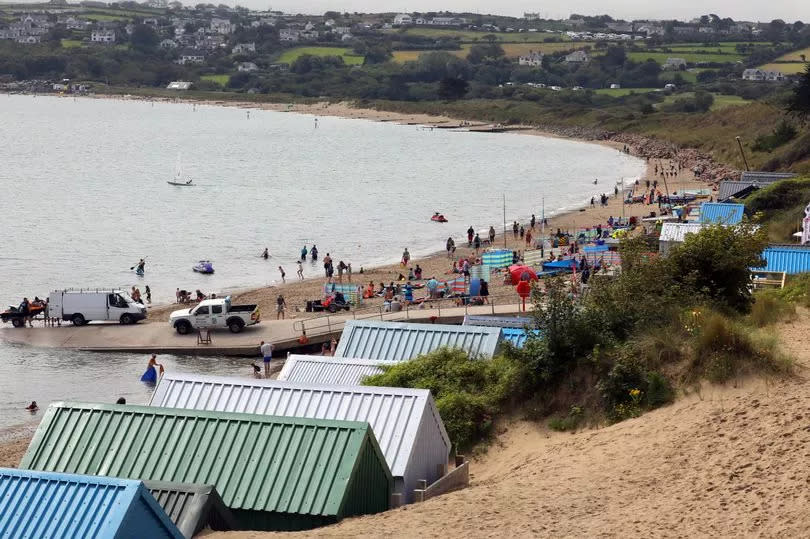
<box><xmin>299</xmin><ymin>29</ymin><xmax>319</xmax><ymax>40</ymax></box>
<box><xmin>20</xmin><ymin>402</ymin><xmax>394</xmax><ymax>531</ymax></box>
<box><xmin>332</xmin><ymin>25</ymin><xmax>351</xmax><ymax>34</ymax></box>
<box><xmin>166</xmin><ymin>81</ymin><xmax>192</xmax><ymax>90</ymax></box>
<box><xmin>160</xmin><ymin>38</ymin><xmax>177</xmax><ymax>49</ymax></box>
<box><xmin>742</xmin><ymin>68</ymin><xmax>785</xmax><ymax>81</ymax></box>
<box><xmin>564</xmin><ymin>50</ymin><xmax>589</xmax><ymax>64</ymax></box>
<box><xmin>665</xmin><ymin>57</ymin><xmax>687</xmax><ymax>69</ymax></box>
<box><xmin>231</xmin><ymin>42</ymin><xmax>255</xmax><ymax>54</ymax></box>
<box><xmin>237</xmin><ymin>61</ymin><xmax>258</xmax><ymax>72</ymax></box>
<box><xmin>518</xmin><ymin>50</ymin><xmax>543</xmax><ymax>66</ymax></box>
<box><xmin>209</xmin><ymin>18</ymin><xmax>233</xmax><ymax>34</ymax></box>
<box><xmin>610</xmin><ymin>83</ymin><xmax>621</xmax><ymax>89</ymax></box>
<box><xmin>64</xmin><ymin>17</ymin><xmax>90</xmax><ymax>30</ymax></box>
<box><xmin>16</xmin><ymin>35</ymin><xmax>41</xmax><ymax>44</ymax></box>
<box><xmin>606</xmin><ymin>22</ymin><xmax>633</xmax><ymax>33</ymax></box>
<box><xmin>393</xmin><ymin>13</ymin><xmax>413</xmax><ymax>25</ymax></box>
<box><xmin>176</xmin><ymin>51</ymin><xmax>205</xmax><ymax>64</ymax></box>
<box><xmin>279</xmin><ymin>28</ymin><xmax>300</xmax><ymax>42</ymax></box>
<box><xmin>430</xmin><ymin>17</ymin><xmax>467</xmax><ymax>26</ymax></box>
<box><xmin>90</xmin><ymin>29</ymin><xmax>116</xmax><ymax>43</ymax></box>
<box><xmin>150</xmin><ymin>373</ymin><xmax>451</xmax><ymax>504</ymax></box>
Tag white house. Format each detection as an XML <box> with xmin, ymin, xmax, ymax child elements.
<box><xmin>159</xmin><ymin>39</ymin><xmax>177</xmax><ymax>49</ymax></box>
<box><xmin>237</xmin><ymin>61</ymin><xmax>258</xmax><ymax>72</ymax></box>
<box><xmin>166</xmin><ymin>81</ymin><xmax>192</xmax><ymax>90</ymax></box>
<box><xmin>64</xmin><ymin>17</ymin><xmax>90</xmax><ymax>30</ymax></box>
<box><xmin>209</xmin><ymin>18</ymin><xmax>233</xmax><ymax>34</ymax></box>
<box><xmin>393</xmin><ymin>13</ymin><xmax>413</xmax><ymax>25</ymax></box>
<box><xmin>431</xmin><ymin>17</ymin><xmax>466</xmax><ymax>26</ymax></box>
<box><xmin>279</xmin><ymin>28</ymin><xmax>300</xmax><ymax>42</ymax></box>
<box><xmin>231</xmin><ymin>42</ymin><xmax>255</xmax><ymax>54</ymax></box>
<box><xmin>564</xmin><ymin>50</ymin><xmax>589</xmax><ymax>64</ymax></box>
<box><xmin>90</xmin><ymin>29</ymin><xmax>116</xmax><ymax>43</ymax></box>
<box><xmin>742</xmin><ymin>68</ymin><xmax>786</xmax><ymax>81</ymax></box>
<box><xmin>176</xmin><ymin>51</ymin><xmax>205</xmax><ymax>64</ymax></box>
<box><xmin>518</xmin><ymin>50</ymin><xmax>544</xmax><ymax>66</ymax></box>
<box><xmin>664</xmin><ymin>57</ymin><xmax>687</xmax><ymax>69</ymax></box>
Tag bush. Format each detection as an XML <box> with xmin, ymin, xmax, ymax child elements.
<box><xmin>548</xmin><ymin>406</ymin><xmax>584</xmax><ymax>431</ymax></box>
<box><xmin>752</xmin><ymin>119</ymin><xmax>797</xmax><ymax>152</ymax></box>
<box><xmin>749</xmin><ymin>290</ymin><xmax>796</xmax><ymax>327</ymax></box>
<box><xmin>363</xmin><ymin>348</ymin><xmax>530</xmax><ymax>450</ymax></box>
<box><xmin>778</xmin><ymin>273</ymin><xmax>810</xmax><ymax>307</ymax></box>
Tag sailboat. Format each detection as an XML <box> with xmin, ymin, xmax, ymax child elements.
<box><xmin>167</xmin><ymin>154</ymin><xmax>193</xmax><ymax>186</ymax></box>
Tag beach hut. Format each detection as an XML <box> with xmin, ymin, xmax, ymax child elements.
<box><xmin>278</xmin><ymin>354</ymin><xmax>389</xmax><ymax>385</ymax></box>
<box><xmin>146</xmin><ymin>481</ymin><xmax>237</xmax><ymax>538</ymax></box>
<box><xmin>334</xmin><ymin>320</ymin><xmax>502</xmax><ymax>361</ymax></box>
<box><xmin>698</xmin><ymin>202</ymin><xmax>745</xmax><ymax>225</ymax></box>
<box><xmin>0</xmin><ymin>468</ymin><xmax>183</xmax><ymax>539</ymax></box>
<box><xmin>462</xmin><ymin>314</ymin><xmax>533</xmax><ymax>328</ymax></box>
<box><xmin>759</xmin><ymin>245</ymin><xmax>810</xmax><ymax>274</ymax></box>
<box><xmin>20</xmin><ymin>402</ymin><xmax>393</xmax><ymax>531</ymax></box>
<box><xmin>500</xmin><ymin>328</ymin><xmax>541</xmax><ymax>348</ymax></box>
<box><xmin>658</xmin><ymin>222</ymin><xmax>705</xmax><ymax>256</ymax></box>
<box><xmin>150</xmin><ymin>373</ymin><xmax>451</xmax><ymax>503</ymax></box>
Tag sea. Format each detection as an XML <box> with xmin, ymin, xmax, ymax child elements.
<box><xmin>0</xmin><ymin>94</ymin><xmax>645</xmax><ymax>432</ymax></box>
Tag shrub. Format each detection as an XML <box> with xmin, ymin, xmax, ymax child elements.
<box><xmin>548</xmin><ymin>406</ymin><xmax>584</xmax><ymax>432</ymax></box>
<box><xmin>363</xmin><ymin>348</ymin><xmax>529</xmax><ymax>450</ymax></box>
<box><xmin>749</xmin><ymin>290</ymin><xmax>796</xmax><ymax>327</ymax></box>
<box><xmin>778</xmin><ymin>273</ymin><xmax>810</xmax><ymax>307</ymax></box>
<box><xmin>752</xmin><ymin>119</ymin><xmax>797</xmax><ymax>152</ymax></box>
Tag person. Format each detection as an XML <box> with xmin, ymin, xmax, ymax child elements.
<box><xmin>262</xmin><ymin>248</ymin><xmax>269</xmax><ymax>260</ymax></box>
<box><xmin>512</xmin><ymin>221</ymin><xmax>518</xmax><ymax>238</ymax></box>
<box><xmin>462</xmin><ymin>258</ymin><xmax>470</xmax><ymax>279</ymax></box>
<box><xmin>593</xmin><ymin>178</ymin><xmax>598</xmax><ymax>185</ymax></box>
<box><xmin>297</xmin><ymin>260</ymin><xmax>304</xmax><ymax>280</ymax></box>
<box><xmin>404</xmin><ymin>281</ymin><xmax>414</xmax><ymax>303</ymax></box>
<box><xmin>278</xmin><ymin>266</ymin><xmax>286</xmax><ymax>283</ymax></box>
<box><xmin>140</xmin><ymin>354</ymin><xmax>164</xmax><ymax>384</ymax></box>
<box><xmin>276</xmin><ymin>295</ymin><xmax>286</xmax><ymax>320</ymax></box>
<box><xmin>311</xmin><ymin>245</ymin><xmax>318</xmax><ymax>261</ymax></box>
<box><xmin>144</xmin><ymin>285</ymin><xmax>152</xmax><ymax>304</ymax></box>
<box><xmin>480</xmin><ymin>279</ymin><xmax>490</xmax><ymax>304</ymax></box>
<box><xmin>414</xmin><ymin>264</ymin><xmax>423</xmax><ymax>280</ymax></box>
<box><xmin>19</xmin><ymin>297</ymin><xmax>31</xmax><ymax>327</ymax></box>
<box><xmin>426</xmin><ymin>276</ymin><xmax>439</xmax><ymax>299</ymax></box>
<box><xmin>591</xmin><ymin>196</ymin><xmax>595</xmax><ymax>207</ymax></box>
<box><xmin>525</xmin><ymin>229</ymin><xmax>533</xmax><ymax>247</ymax></box>
<box><xmin>531</xmin><ymin>214</ymin><xmax>536</xmax><ymax>229</ymax></box>
<box><xmin>408</xmin><ymin>267</ymin><xmax>415</xmax><ymax>280</ymax></box>
<box><xmin>260</xmin><ymin>340</ymin><xmax>274</xmax><ymax>377</ymax></box>
<box><xmin>323</xmin><ymin>253</ymin><xmax>332</xmax><ymax>278</ymax></box>
<box><xmin>321</xmin><ymin>342</ymin><xmax>331</xmax><ymax>356</ymax></box>
<box><xmin>446</xmin><ymin>237</ymin><xmax>455</xmax><ymax>258</ymax></box>
<box><xmin>519</xmin><ymin>225</ymin><xmax>525</xmax><ymax>239</ymax></box>
<box><xmin>252</xmin><ymin>363</ymin><xmax>263</xmax><ymax>379</ymax></box>
<box><xmin>176</xmin><ymin>288</ymin><xmax>181</xmax><ymax>303</ymax></box>
<box><xmin>364</xmin><ymin>281</ymin><xmax>375</xmax><ymax>299</ymax></box>
<box><xmin>330</xmin><ymin>337</ymin><xmax>337</xmax><ymax>355</ymax></box>
<box><xmin>401</xmin><ymin>248</ymin><xmax>410</xmax><ymax>267</ymax></box>
<box><xmin>300</xmin><ymin>245</ymin><xmax>308</xmax><ymax>261</ymax></box>
<box><xmin>397</xmin><ymin>273</ymin><xmax>406</xmax><ymax>281</ymax></box>
<box><xmin>136</xmin><ymin>259</ymin><xmax>146</xmax><ymax>274</ymax></box>
<box><xmin>473</xmin><ymin>234</ymin><xmax>481</xmax><ymax>254</ymax></box>
<box><xmin>488</xmin><ymin>226</ymin><xmax>496</xmax><ymax>244</ymax></box>
<box><xmin>195</xmin><ymin>289</ymin><xmax>205</xmax><ymax>302</ymax></box>
<box><xmin>25</xmin><ymin>401</ymin><xmax>38</xmax><ymax>412</ymax></box>
<box><xmin>383</xmin><ymin>285</ymin><xmax>394</xmax><ymax>311</ymax></box>
<box><xmin>131</xmin><ymin>286</ymin><xmax>141</xmax><ymax>304</ymax></box>
<box><xmin>347</xmin><ymin>263</ymin><xmax>352</xmax><ymax>283</ymax></box>
<box><xmin>337</xmin><ymin>261</ymin><xmax>347</xmax><ymax>283</ymax></box>
<box><xmin>467</xmin><ymin>226</ymin><xmax>474</xmax><ymax>246</ymax></box>
<box><xmin>116</xmin><ymin>397</ymin><xmax>126</xmax><ymax>404</ymax></box>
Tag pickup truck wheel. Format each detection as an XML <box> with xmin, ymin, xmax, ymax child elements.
<box><xmin>71</xmin><ymin>314</ymin><xmax>86</xmax><ymax>326</ymax></box>
<box><xmin>11</xmin><ymin>318</ymin><xmax>23</xmax><ymax>328</ymax></box>
<box><xmin>120</xmin><ymin>313</ymin><xmax>134</xmax><ymax>325</ymax></box>
<box><xmin>175</xmin><ymin>320</ymin><xmax>192</xmax><ymax>335</ymax></box>
<box><xmin>228</xmin><ymin>319</ymin><xmax>245</xmax><ymax>333</ymax></box>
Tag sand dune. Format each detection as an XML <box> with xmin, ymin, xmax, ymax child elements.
<box><xmin>209</xmin><ymin>314</ymin><xmax>810</xmax><ymax>538</ymax></box>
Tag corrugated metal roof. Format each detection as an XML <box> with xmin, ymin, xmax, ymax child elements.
<box><xmin>717</xmin><ymin>181</ymin><xmax>764</xmax><ymax>201</ymax></box>
<box><xmin>335</xmin><ymin>320</ymin><xmax>502</xmax><ymax>361</ymax></box>
<box><xmin>278</xmin><ymin>355</ymin><xmax>388</xmax><ymax>386</ymax></box>
<box><xmin>699</xmin><ymin>202</ymin><xmax>745</xmax><ymax>224</ymax></box>
<box><xmin>462</xmin><ymin>315</ymin><xmax>534</xmax><ymax>328</ymax></box>
<box><xmin>0</xmin><ymin>468</ymin><xmax>182</xmax><ymax>539</ymax></box>
<box><xmin>500</xmin><ymin>328</ymin><xmax>541</xmax><ymax>348</ymax></box>
<box><xmin>20</xmin><ymin>402</ymin><xmax>393</xmax><ymax>525</ymax></box>
<box><xmin>149</xmin><ymin>373</ymin><xmax>450</xmax><ymax>502</ymax></box>
<box><xmin>760</xmin><ymin>246</ymin><xmax>810</xmax><ymax>274</ymax></box>
<box><xmin>145</xmin><ymin>481</ymin><xmax>237</xmax><ymax>539</ymax></box>
<box><xmin>740</xmin><ymin>171</ymin><xmax>796</xmax><ymax>183</ymax></box>
<box><xmin>659</xmin><ymin>222</ymin><xmax>706</xmax><ymax>242</ymax></box>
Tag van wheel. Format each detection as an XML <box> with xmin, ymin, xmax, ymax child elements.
<box><xmin>228</xmin><ymin>319</ymin><xmax>245</xmax><ymax>333</ymax></box>
<box><xmin>120</xmin><ymin>313</ymin><xmax>134</xmax><ymax>325</ymax></box>
<box><xmin>175</xmin><ymin>320</ymin><xmax>192</xmax><ymax>335</ymax></box>
<box><xmin>71</xmin><ymin>314</ymin><xmax>86</xmax><ymax>326</ymax></box>
<box><xmin>11</xmin><ymin>319</ymin><xmax>23</xmax><ymax>328</ymax></box>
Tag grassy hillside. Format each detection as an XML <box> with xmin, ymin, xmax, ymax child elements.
<box><xmin>277</xmin><ymin>47</ymin><xmax>364</xmax><ymax>65</ymax></box>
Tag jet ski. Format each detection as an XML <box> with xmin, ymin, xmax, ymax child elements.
<box><xmin>431</xmin><ymin>213</ymin><xmax>448</xmax><ymax>223</ymax></box>
<box><xmin>193</xmin><ymin>260</ymin><xmax>214</xmax><ymax>274</ymax></box>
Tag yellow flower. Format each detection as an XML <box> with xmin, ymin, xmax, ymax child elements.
<box><xmin>629</xmin><ymin>388</ymin><xmax>641</xmax><ymax>398</ymax></box>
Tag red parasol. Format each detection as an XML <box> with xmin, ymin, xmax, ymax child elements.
<box><xmin>508</xmin><ymin>265</ymin><xmax>538</xmax><ymax>285</ymax></box>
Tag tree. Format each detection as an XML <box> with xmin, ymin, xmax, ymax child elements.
<box><xmin>787</xmin><ymin>65</ymin><xmax>810</xmax><ymax>121</ymax></box>
<box><xmin>438</xmin><ymin>77</ymin><xmax>469</xmax><ymax>100</ymax></box>
<box><xmin>766</xmin><ymin>19</ymin><xmax>787</xmax><ymax>42</ymax></box>
<box><xmin>466</xmin><ymin>42</ymin><xmax>504</xmax><ymax>64</ymax></box>
<box><xmin>130</xmin><ymin>24</ymin><xmax>159</xmax><ymax>53</ymax></box>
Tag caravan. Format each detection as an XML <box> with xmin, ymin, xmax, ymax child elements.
<box><xmin>48</xmin><ymin>289</ymin><xmax>147</xmax><ymax>326</ymax></box>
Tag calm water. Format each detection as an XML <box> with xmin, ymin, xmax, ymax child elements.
<box><xmin>0</xmin><ymin>94</ymin><xmax>645</xmax><ymax>431</ymax></box>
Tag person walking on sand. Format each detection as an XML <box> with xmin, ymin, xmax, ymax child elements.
<box><xmin>276</xmin><ymin>294</ymin><xmax>287</xmax><ymax>320</ymax></box>
<box><xmin>488</xmin><ymin>226</ymin><xmax>496</xmax><ymax>245</ymax></box>
<box><xmin>297</xmin><ymin>260</ymin><xmax>304</xmax><ymax>280</ymax></box>
<box><xmin>260</xmin><ymin>340</ymin><xmax>274</xmax><ymax>377</ymax></box>
<box><xmin>519</xmin><ymin>225</ymin><xmax>525</xmax><ymax>239</ymax></box>
<box><xmin>473</xmin><ymin>234</ymin><xmax>481</xmax><ymax>255</ymax></box>
<box><xmin>525</xmin><ymin>229</ymin><xmax>532</xmax><ymax>247</ymax></box>
<box><xmin>467</xmin><ymin>226</ymin><xmax>474</xmax><ymax>246</ymax></box>
<box><xmin>512</xmin><ymin>221</ymin><xmax>518</xmax><ymax>239</ymax></box>
<box><xmin>531</xmin><ymin>214</ymin><xmax>536</xmax><ymax>229</ymax></box>
<box><xmin>278</xmin><ymin>266</ymin><xmax>286</xmax><ymax>283</ymax></box>
<box><xmin>401</xmin><ymin>248</ymin><xmax>410</xmax><ymax>267</ymax></box>
<box><xmin>337</xmin><ymin>260</ymin><xmax>347</xmax><ymax>283</ymax></box>
<box><xmin>446</xmin><ymin>237</ymin><xmax>455</xmax><ymax>258</ymax></box>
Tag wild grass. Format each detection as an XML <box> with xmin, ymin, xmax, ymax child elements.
<box><xmin>749</xmin><ymin>291</ymin><xmax>796</xmax><ymax>327</ymax></box>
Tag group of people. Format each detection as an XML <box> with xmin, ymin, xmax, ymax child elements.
<box><xmin>130</xmin><ymin>286</ymin><xmax>150</xmax><ymax>304</ymax></box>
<box><xmin>321</xmin><ymin>254</ymin><xmax>352</xmax><ymax>283</ymax></box>
<box><xmin>175</xmin><ymin>288</ymin><xmax>216</xmax><ymax>303</ymax></box>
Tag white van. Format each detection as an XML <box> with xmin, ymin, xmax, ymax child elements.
<box><xmin>48</xmin><ymin>289</ymin><xmax>147</xmax><ymax>326</ymax></box>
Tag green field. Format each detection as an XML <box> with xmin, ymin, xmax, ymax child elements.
<box><xmin>659</xmin><ymin>70</ymin><xmax>701</xmax><ymax>83</ymax></box>
<box><xmin>594</xmin><ymin>87</ymin><xmax>660</xmax><ymax>97</ymax></box>
<box><xmin>758</xmin><ymin>62</ymin><xmax>808</xmax><ymax>74</ymax></box>
<box><xmin>627</xmin><ymin>51</ymin><xmax>743</xmax><ymax>64</ymax></box>
<box><xmin>392</xmin><ymin>27</ymin><xmax>566</xmax><ymax>43</ymax></box>
<box><xmin>277</xmin><ymin>47</ymin><xmax>364</xmax><ymax>65</ymax></box>
<box><xmin>392</xmin><ymin>41</ymin><xmax>593</xmax><ymax>63</ymax></box>
<box><xmin>657</xmin><ymin>92</ymin><xmax>750</xmax><ymax>110</ymax></box>
<box><xmin>201</xmin><ymin>74</ymin><xmax>230</xmax><ymax>86</ymax></box>
<box><xmin>60</xmin><ymin>39</ymin><xmax>83</xmax><ymax>49</ymax></box>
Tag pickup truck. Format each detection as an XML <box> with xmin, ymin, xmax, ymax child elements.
<box><xmin>169</xmin><ymin>297</ymin><xmax>260</xmax><ymax>334</ymax></box>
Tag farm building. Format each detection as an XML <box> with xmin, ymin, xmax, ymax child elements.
<box><xmin>334</xmin><ymin>320</ymin><xmax>502</xmax><ymax>361</ymax></box>
<box><xmin>146</xmin><ymin>481</ymin><xmax>237</xmax><ymax>538</ymax></box>
<box><xmin>0</xmin><ymin>468</ymin><xmax>183</xmax><ymax>539</ymax></box>
<box><xmin>698</xmin><ymin>202</ymin><xmax>745</xmax><ymax>225</ymax></box>
<box><xmin>20</xmin><ymin>402</ymin><xmax>393</xmax><ymax>531</ymax></box>
<box><xmin>277</xmin><ymin>355</ymin><xmax>388</xmax><ymax>385</ymax></box>
<box><xmin>150</xmin><ymin>373</ymin><xmax>451</xmax><ymax>503</ymax></box>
